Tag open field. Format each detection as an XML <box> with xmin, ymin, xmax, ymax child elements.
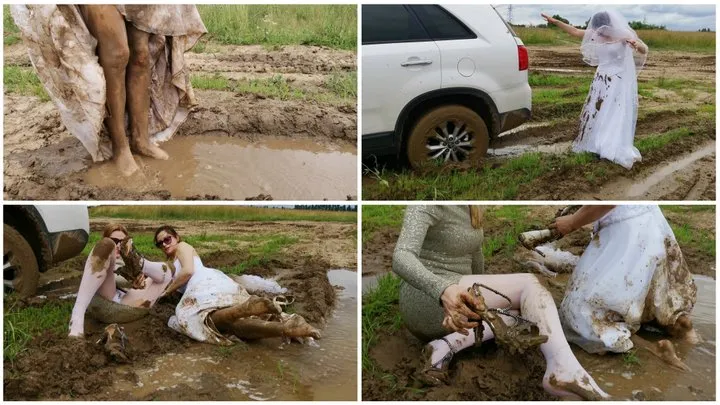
<box><xmin>5</xmin><ymin>210</ymin><xmax>357</xmax><ymax>400</ymax></box>
<box><xmin>3</xmin><ymin>5</ymin><xmax>357</xmax><ymax>201</ymax></box>
<box><xmin>363</xmin><ymin>37</ymin><xmax>715</xmax><ymax>201</ymax></box>
<box><xmin>362</xmin><ymin>205</ymin><xmax>715</xmax><ymax>400</ymax></box>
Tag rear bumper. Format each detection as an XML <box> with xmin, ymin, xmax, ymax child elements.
<box><xmin>362</xmin><ymin>131</ymin><xmax>397</xmax><ymax>159</ymax></box>
<box><xmin>498</xmin><ymin>108</ymin><xmax>531</xmax><ymax>133</ymax></box>
<box><xmin>49</xmin><ymin>229</ymin><xmax>89</xmax><ymax>264</ymax></box>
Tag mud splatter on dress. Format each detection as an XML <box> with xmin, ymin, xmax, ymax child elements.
<box><xmin>573</xmin><ymin>10</ymin><xmax>647</xmax><ymax>169</ymax></box>
<box><xmin>559</xmin><ymin>205</ymin><xmax>697</xmax><ymax>354</ymax></box>
<box><xmin>9</xmin><ymin>5</ymin><xmax>206</xmax><ymax>161</ymax></box>
<box><xmin>394</xmin><ymin>205</ymin><xmax>484</xmax><ymax>341</ymax></box>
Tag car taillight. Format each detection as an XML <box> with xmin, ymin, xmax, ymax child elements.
<box><xmin>518</xmin><ymin>45</ymin><xmax>528</xmax><ymax>71</ymax></box>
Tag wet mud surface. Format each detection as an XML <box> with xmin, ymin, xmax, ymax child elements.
<box><xmin>4</xmin><ymin>218</ymin><xmax>357</xmax><ymax>400</ymax></box>
<box><xmin>4</xmin><ymin>45</ymin><xmax>357</xmax><ymax>201</ymax></box>
<box><xmin>362</xmin><ymin>206</ymin><xmax>715</xmax><ymax>400</ymax></box>
<box><xmin>363</xmin><ymin>45</ymin><xmax>715</xmax><ymax>201</ymax></box>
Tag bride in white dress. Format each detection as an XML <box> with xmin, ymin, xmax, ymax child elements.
<box><xmin>542</xmin><ymin>10</ymin><xmax>648</xmax><ymax>169</ymax></box>
<box><xmin>548</xmin><ymin>206</ymin><xmax>697</xmax><ymax>360</ymax></box>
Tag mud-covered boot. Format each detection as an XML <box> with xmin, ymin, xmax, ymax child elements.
<box><xmin>97</xmin><ymin>323</ymin><xmax>130</xmax><ymax>363</ymax></box>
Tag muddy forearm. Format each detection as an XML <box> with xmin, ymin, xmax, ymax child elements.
<box><xmin>162</xmin><ymin>273</ymin><xmax>191</xmax><ymax>296</ymax></box>
<box><xmin>571</xmin><ymin>205</ymin><xmax>616</xmax><ymax>228</ymax></box>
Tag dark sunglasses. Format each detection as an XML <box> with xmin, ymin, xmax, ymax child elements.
<box><xmin>110</xmin><ymin>237</ymin><xmax>124</xmax><ymax>245</ymax></box>
<box><xmin>155</xmin><ymin>235</ymin><xmax>174</xmax><ymax>248</ymax></box>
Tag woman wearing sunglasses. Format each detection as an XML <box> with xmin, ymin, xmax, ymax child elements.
<box><xmin>153</xmin><ymin>225</ymin><xmax>321</xmax><ymax>344</ymax></box>
<box><xmin>69</xmin><ymin>223</ymin><xmax>172</xmax><ymax>337</ymax></box>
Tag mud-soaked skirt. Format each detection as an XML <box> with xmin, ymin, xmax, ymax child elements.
<box><xmin>573</xmin><ymin>64</ymin><xmax>642</xmax><ymax>169</ymax></box>
<box><xmin>399</xmin><ymin>273</ymin><xmax>463</xmax><ymax>342</ymax></box>
<box><xmin>168</xmin><ymin>266</ymin><xmax>251</xmax><ymax>346</ymax></box>
<box><xmin>559</xmin><ymin>205</ymin><xmax>697</xmax><ymax>353</ymax></box>
<box><xmin>9</xmin><ymin>5</ymin><xmax>206</xmax><ymax>161</ymax></box>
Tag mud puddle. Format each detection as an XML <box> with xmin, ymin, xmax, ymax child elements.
<box><xmin>575</xmin><ymin>275</ymin><xmax>715</xmax><ymax>400</ymax></box>
<box><xmin>85</xmin><ymin>135</ymin><xmax>357</xmax><ymax>200</ymax></box>
<box><xmin>489</xmin><ymin>141</ymin><xmax>572</xmax><ymax>157</ymax></box>
<box><xmin>587</xmin><ymin>142</ymin><xmax>716</xmax><ymax>200</ymax></box>
<box><xmin>108</xmin><ymin>269</ymin><xmax>357</xmax><ymax>401</ymax></box>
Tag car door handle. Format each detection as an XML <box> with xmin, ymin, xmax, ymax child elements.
<box><xmin>401</xmin><ymin>60</ymin><xmax>433</xmax><ymax>67</ymax></box>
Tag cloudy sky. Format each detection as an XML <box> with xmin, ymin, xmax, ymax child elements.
<box><xmin>495</xmin><ymin>5</ymin><xmax>716</xmax><ymax>31</ymax></box>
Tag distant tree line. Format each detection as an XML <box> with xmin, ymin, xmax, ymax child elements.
<box><xmin>525</xmin><ymin>14</ymin><xmax>714</xmax><ymax>31</ymax></box>
<box><xmin>294</xmin><ymin>205</ymin><xmax>357</xmax><ymax>212</ymax></box>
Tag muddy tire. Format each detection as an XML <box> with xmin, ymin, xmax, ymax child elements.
<box><xmin>406</xmin><ymin>105</ymin><xmax>489</xmax><ymax>169</ymax></box>
<box><xmin>4</xmin><ymin>224</ymin><xmax>40</xmax><ymax>298</ymax></box>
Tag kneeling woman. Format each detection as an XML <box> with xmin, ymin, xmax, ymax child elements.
<box><xmin>394</xmin><ymin>206</ymin><xmax>607</xmax><ymax>400</ymax></box>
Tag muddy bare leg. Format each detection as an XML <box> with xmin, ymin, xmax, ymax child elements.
<box><xmin>458</xmin><ymin>274</ymin><xmax>608</xmax><ymax>400</ymax></box>
<box><xmin>216</xmin><ymin>315</ymin><xmax>320</xmax><ymax>341</ymax></box>
<box><xmin>667</xmin><ymin>314</ymin><xmax>698</xmax><ymax>343</ymax></box>
<box><xmin>69</xmin><ymin>238</ymin><xmax>118</xmax><ymax>337</ymax></box>
<box><xmin>632</xmin><ymin>335</ymin><xmax>691</xmax><ymax>372</ymax></box>
<box><xmin>209</xmin><ymin>296</ymin><xmax>281</xmax><ymax>330</ymax></box>
<box><xmin>80</xmin><ymin>5</ymin><xmax>138</xmax><ymax>176</ymax></box>
<box><xmin>126</xmin><ymin>24</ymin><xmax>168</xmax><ymax>160</ymax></box>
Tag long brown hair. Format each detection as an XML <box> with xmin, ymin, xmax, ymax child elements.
<box><xmin>102</xmin><ymin>223</ymin><xmax>128</xmax><ymax>238</ymax></box>
<box><xmin>469</xmin><ymin>206</ymin><xmax>483</xmax><ymax>229</ymax></box>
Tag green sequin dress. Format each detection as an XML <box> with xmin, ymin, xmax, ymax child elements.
<box><xmin>393</xmin><ymin>205</ymin><xmax>484</xmax><ymax>341</ymax></box>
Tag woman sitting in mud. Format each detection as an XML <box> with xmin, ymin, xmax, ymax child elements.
<box><xmin>551</xmin><ymin>205</ymin><xmax>697</xmax><ymax>370</ymax></box>
<box><xmin>11</xmin><ymin>5</ymin><xmax>206</xmax><ymax>176</ymax></box>
<box><xmin>154</xmin><ymin>226</ymin><xmax>320</xmax><ymax>344</ymax></box>
<box><xmin>70</xmin><ymin>224</ymin><xmax>320</xmax><ymax>344</ymax></box>
<box><xmin>541</xmin><ymin>10</ymin><xmax>648</xmax><ymax>169</ymax></box>
<box><xmin>394</xmin><ymin>206</ymin><xmax>608</xmax><ymax>400</ymax></box>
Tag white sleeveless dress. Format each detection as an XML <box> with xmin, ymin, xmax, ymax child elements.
<box><xmin>167</xmin><ymin>256</ymin><xmax>251</xmax><ymax>345</ymax></box>
<box><xmin>559</xmin><ymin>205</ymin><xmax>697</xmax><ymax>353</ymax></box>
<box><xmin>573</xmin><ymin>41</ymin><xmax>642</xmax><ymax>169</ymax></box>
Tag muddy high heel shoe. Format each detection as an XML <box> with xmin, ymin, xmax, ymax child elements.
<box><xmin>418</xmin><ymin>337</ymin><xmax>454</xmax><ymax>386</ymax></box>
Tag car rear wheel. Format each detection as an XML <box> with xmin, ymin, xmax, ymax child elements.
<box><xmin>4</xmin><ymin>224</ymin><xmax>40</xmax><ymax>298</ymax></box>
<box><xmin>406</xmin><ymin>105</ymin><xmax>489</xmax><ymax>169</ymax></box>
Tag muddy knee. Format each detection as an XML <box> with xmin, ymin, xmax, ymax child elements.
<box><xmin>127</xmin><ymin>28</ymin><xmax>150</xmax><ymax>70</ymax></box>
<box><xmin>668</xmin><ymin>314</ymin><xmax>693</xmax><ymax>338</ymax></box>
<box><xmin>89</xmin><ymin>238</ymin><xmax>116</xmax><ymax>272</ymax></box>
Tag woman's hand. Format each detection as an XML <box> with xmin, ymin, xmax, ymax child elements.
<box><xmin>549</xmin><ymin>214</ymin><xmax>577</xmax><ymax>236</ymax></box>
<box><xmin>541</xmin><ymin>12</ymin><xmax>558</xmax><ymax>26</ymax></box>
<box><xmin>440</xmin><ymin>284</ymin><xmax>483</xmax><ymax>334</ymax></box>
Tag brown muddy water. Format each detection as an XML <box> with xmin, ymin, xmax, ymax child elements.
<box><xmin>85</xmin><ymin>136</ymin><xmax>357</xmax><ymax>200</ymax></box>
<box><xmin>107</xmin><ymin>269</ymin><xmax>357</xmax><ymax>401</ymax></box>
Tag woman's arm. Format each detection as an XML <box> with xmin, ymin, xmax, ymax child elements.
<box><xmin>626</xmin><ymin>38</ymin><xmax>648</xmax><ymax>55</ymax></box>
<box><xmin>393</xmin><ymin>206</ymin><xmax>454</xmax><ymax>303</ymax></box>
<box><xmin>551</xmin><ymin>205</ymin><xmax>616</xmax><ymax>235</ymax></box>
<box><xmin>161</xmin><ymin>242</ymin><xmax>195</xmax><ymax>296</ymax></box>
<box><xmin>541</xmin><ymin>13</ymin><xmax>585</xmax><ymax>39</ymax></box>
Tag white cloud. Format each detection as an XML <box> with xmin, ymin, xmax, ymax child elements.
<box><xmin>496</xmin><ymin>4</ymin><xmax>716</xmax><ymax>31</ymax></box>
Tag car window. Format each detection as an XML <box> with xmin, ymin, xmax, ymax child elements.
<box><xmin>409</xmin><ymin>5</ymin><xmax>477</xmax><ymax>41</ymax></box>
<box><xmin>362</xmin><ymin>5</ymin><xmax>431</xmax><ymax>45</ymax></box>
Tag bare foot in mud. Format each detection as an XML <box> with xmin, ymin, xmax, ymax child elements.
<box><xmin>115</xmin><ymin>149</ymin><xmax>140</xmax><ymax>176</ymax></box>
<box><xmin>651</xmin><ymin>339</ymin><xmax>691</xmax><ymax>372</ymax></box>
<box><xmin>131</xmin><ymin>140</ymin><xmax>169</xmax><ymax>160</ymax></box>
<box><xmin>543</xmin><ymin>368</ymin><xmax>609</xmax><ymax>400</ymax></box>
<box><xmin>283</xmin><ymin>314</ymin><xmax>321</xmax><ymax>340</ymax></box>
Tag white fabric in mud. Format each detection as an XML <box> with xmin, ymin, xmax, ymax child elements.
<box><xmin>560</xmin><ymin>205</ymin><xmax>697</xmax><ymax>354</ymax></box>
<box><xmin>573</xmin><ymin>40</ymin><xmax>642</xmax><ymax>169</ymax></box>
<box><xmin>168</xmin><ymin>256</ymin><xmax>251</xmax><ymax>345</ymax></box>
<box><xmin>9</xmin><ymin>5</ymin><xmax>206</xmax><ymax>162</ymax></box>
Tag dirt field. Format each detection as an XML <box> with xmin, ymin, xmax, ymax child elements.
<box><xmin>3</xmin><ymin>43</ymin><xmax>357</xmax><ymax>201</ymax></box>
<box><xmin>4</xmin><ymin>218</ymin><xmax>357</xmax><ymax>400</ymax></box>
<box><xmin>362</xmin><ymin>205</ymin><xmax>715</xmax><ymax>400</ymax></box>
<box><xmin>363</xmin><ymin>45</ymin><xmax>715</xmax><ymax>201</ymax></box>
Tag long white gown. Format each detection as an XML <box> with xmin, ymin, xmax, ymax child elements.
<box><xmin>168</xmin><ymin>256</ymin><xmax>251</xmax><ymax>345</ymax></box>
<box><xmin>572</xmin><ymin>40</ymin><xmax>642</xmax><ymax>169</ymax></box>
<box><xmin>559</xmin><ymin>205</ymin><xmax>697</xmax><ymax>353</ymax></box>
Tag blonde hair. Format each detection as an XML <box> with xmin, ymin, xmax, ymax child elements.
<box><xmin>469</xmin><ymin>206</ymin><xmax>484</xmax><ymax>229</ymax></box>
<box><xmin>102</xmin><ymin>223</ymin><xmax>128</xmax><ymax>238</ymax></box>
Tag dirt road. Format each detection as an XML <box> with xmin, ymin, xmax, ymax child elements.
<box><xmin>362</xmin><ymin>206</ymin><xmax>715</xmax><ymax>401</ymax></box>
<box><xmin>4</xmin><ymin>44</ymin><xmax>357</xmax><ymax>200</ymax></box>
<box><xmin>4</xmin><ymin>218</ymin><xmax>357</xmax><ymax>400</ymax></box>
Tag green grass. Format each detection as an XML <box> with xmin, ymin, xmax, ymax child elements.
<box><xmin>89</xmin><ymin>205</ymin><xmax>356</xmax><ymax>223</ymax></box>
<box><xmin>225</xmin><ymin>235</ymin><xmax>299</xmax><ymax>275</ymax></box>
<box><xmin>514</xmin><ymin>27</ymin><xmax>715</xmax><ymax>52</ymax></box>
<box><xmin>3</xmin><ymin>6</ymin><xmax>20</xmax><ymax>46</ymax></box>
<box><xmin>670</xmin><ymin>223</ymin><xmax>715</xmax><ymax>257</ymax></box>
<box><xmin>197</xmin><ymin>5</ymin><xmax>356</xmax><ymax>50</ymax></box>
<box><xmin>362</xmin><ymin>273</ymin><xmax>403</xmax><ymax>376</ymax></box>
<box><xmin>4</xmin><ymin>65</ymin><xmax>49</xmax><ymax>101</ymax></box>
<box><xmin>4</xmin><ymin>300</ymin><xmax>74</xmax><ymax>362</ymax></box>
<box><xmin>482</xmin><ymin>206</ymin><xmax>541</xmax><ymax>260</ymax></box>
<box><xmin>190</xmin><ymin>72</ymin><xmax>356</xmax><ymax>105</ymax></box>
<box><xmin>622</xmin><ymin>349</ymin><xmax>640</xmax><ymax>366</ymax></box>
<box><xmin>362</xmin><ymin>206</ymin><xmax>406</xmax><ymax>243</ymax></box>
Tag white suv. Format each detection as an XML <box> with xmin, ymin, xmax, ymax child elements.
<box><xmin>4</xmin><ymin>205</ymin><xmax>90</xmax><ymax>297</ymax></box>
<box><xmin>362</xmin><ymin>4</ymin><xmax>531</xmax><ymax>167</ymax></box>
